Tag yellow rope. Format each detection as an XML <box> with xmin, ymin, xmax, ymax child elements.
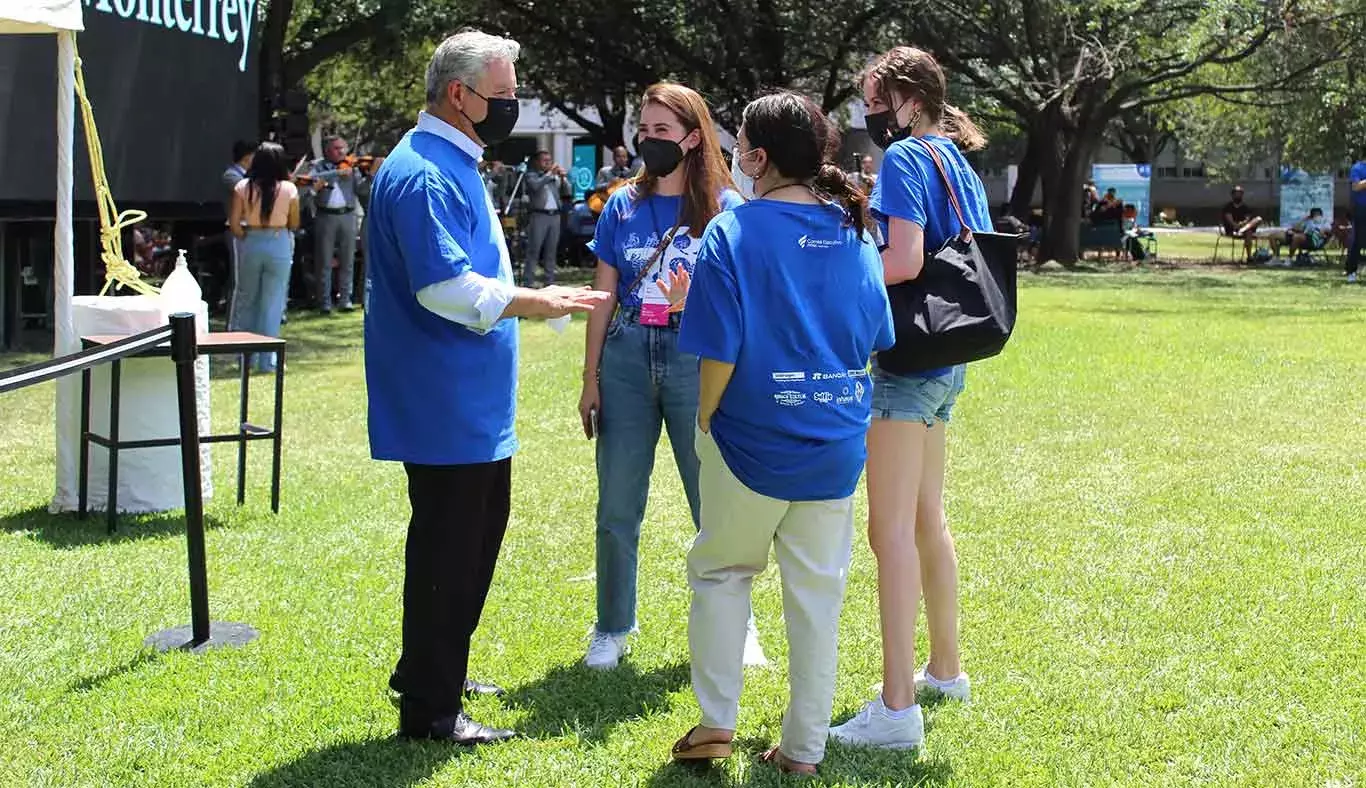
<box><xmin>72</xmin><ymin>38</ymin><xmax>158</xmax><ymax>297</ymax></box>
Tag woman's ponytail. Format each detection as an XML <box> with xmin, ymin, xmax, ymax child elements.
<box><xmin>941</xmin><ymin>104</ymin><xmax>987</xmax><ymax>151</ymax></box>
<box><xmin>813</xmin><ymin>163</ymin><xmax>871</xmax><ymax>240</ymax></box>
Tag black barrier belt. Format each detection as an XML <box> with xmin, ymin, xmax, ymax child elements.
<box><xmin>0</xmin><ymin>325</ymin><xmax>174</xmax><ymax>395</ymax></box>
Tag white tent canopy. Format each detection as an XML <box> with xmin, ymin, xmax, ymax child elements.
<box><xmin>0</xmin><ymin>0</ymin><xmax>83</xmax><ymax>33</ymax></box>
<box><xmin>3</xmin><ymin>0</ymin><xmax>83</xmax><ymax>510</ymax></box>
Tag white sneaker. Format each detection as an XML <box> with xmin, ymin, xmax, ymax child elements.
<box><xmin>828</xmin><ymin>696</ymin><xmax>924</xmax><ymax>750</ymax></box>
<box><xmin>584</xmin><ymin>631</ymin><xmax>628</xmax><ymax>670</ymax></box>
<box><xmin>915</xmin><ymin>665</ymin><xmax>971</xmax><ymax>702</ymax></box>
<box><xmin>1348</xmin><ymin>272</ymin><xmax>1358</xmax><ymax>283</ymax></box>
<box><xmin>743</xmin><ymin>619</ymin><xmax>769</xmax><ymax>667</ymax></box>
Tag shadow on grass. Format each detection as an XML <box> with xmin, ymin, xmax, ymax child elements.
<box><xmin>506</xmin><ymin>660</ymin><xmax>690</xmax><ymax>744</ymax></box>
<box><xmin>246</xmin><ymin>736</ymin><xmax>468</xmax><ymax>788</ymax></box>
<box><xmin>642</xmin><ymin>733</ymin><xmax>954</xmax><ymax>788</ymax></box>
<box><xmin>0</xmin><ymin>505</ymin><xmax>225</xmax><ymax>549</ymax></box>
<box><xmin>66</xmin><ymin>651</ymin><xmax>159</xmax><ymax>694</ymax></box>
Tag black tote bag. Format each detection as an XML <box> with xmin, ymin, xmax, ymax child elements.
<box><xmin>875</xmin><ymin>138</ymin><xmax>1019</xmax><ymax>375</ymax></box>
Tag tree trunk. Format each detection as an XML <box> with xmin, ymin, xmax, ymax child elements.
<box><xmin>1037</xmin><ymin>118</ymin><xmax>1103</xmax><ymax>266</ymax></box>
<box><xmin>257</xmin><ymin>0</ymin><xmax>293</xmax><ymax>139</ymax></box>
<box><xmin>1009</xmin><ymin>134</ymin><xmax>1041</xmax><ymax>218</ymax></box>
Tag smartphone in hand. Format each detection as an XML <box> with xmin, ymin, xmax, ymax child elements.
<box><xmin>589</xmin><ymin>407</ymin><xmax>599</xmax><ymax>439</ymax></box>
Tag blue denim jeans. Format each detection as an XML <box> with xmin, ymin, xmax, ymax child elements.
<box><xmin>236</xmin><ymin>229</ymin><xmax>293</xmax><ymax>371</ymax></box>
<box><xmin>595</xmin><ymin>312</ymin><xmax>701</xmax><ymax>636</ymax></box>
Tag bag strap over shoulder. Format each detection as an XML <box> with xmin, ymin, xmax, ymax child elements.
<box><xmin>911</xmin><ymin>137</ymin><xmax>973</xmax><ymax>243</ymax></box>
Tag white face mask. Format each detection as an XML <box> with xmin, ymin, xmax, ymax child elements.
<box><xmin>731</xmin><ymin>150</ymin><xmax>756</xmax><ymax>200</ymax></box>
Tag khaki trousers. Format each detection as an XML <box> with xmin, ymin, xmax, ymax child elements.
<box><xmin>688</xmin><ymin>427</ymin><xmax>854</xmax><ymax>764</ymax></box>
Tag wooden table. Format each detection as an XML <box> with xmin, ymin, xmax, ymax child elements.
<box><xmin>78</xmin><ymin>331</ymin><xmax>286</xmax><ymax>533</ymax></box>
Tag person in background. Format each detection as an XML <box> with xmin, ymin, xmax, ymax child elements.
<box><xmin>365</xmin><ymin>29</ymin><xmax>609</xmax><ymax>745</ymax></box>
<box><xmin>1221</xmin><ymin>186</ymin><xmax>1263</xmax><ymax>263</ymax></box>
<box><xmin>228</xmin><ymin>142</ymin><xmax>299</xmax><ymax>372</ymax></box>
<box><xmin>851</xmin><ymin>153</ymin><xmax>878</xmax><ymax>193</ymax></box>
<box><xmin>522</xmin><ymin>150</ymin><xmax>568</xmax><ymax>286</ymax></box>
<box><xmin>829</xmin><ymin>44</ymin><xmax>991</xmax><ymax>752</ymax></box>
<box><xmin>1348</xmin><ymin>153</ymin><xmax>1366</xmax><ymax>283</ymax></box>
<box><xmin>597</xmin><ymin>146</ymin><xmax>637</xmax><ymax>187</ymax></box>
<box><xmin>577</xmin><ymin>81</ymin><xmax>765</xmax><ymax>671</ymax></box>
<box><xmin>308</xmin><ymin>135</ymin><xmax>368</xmax><ymax>313</ymax></box>
<box><xmin>665</xmin><ymin>91</ymin><xmax>894</xmax><ymax>776</ymax></box>
<box><xmin>1273</xmin><ymin>206</ymin><xmax>1332</xmax><ymax>261</ymax></box>
<box><xmin>1082</xmin><ymin>180</ymin><xmax>1101</xmax><ymax>217</ymax></box>
<box><xmin>222</xmin><ymin>140</ymin><xmax>255</xmax><ymax>324</ymax></box>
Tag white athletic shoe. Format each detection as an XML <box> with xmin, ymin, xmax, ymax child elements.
<box><xmin>584</xmin><ymin>631</ymin><xmax>628</xmax><ymax>670</ymax></box>
<box><xmin>828</xmin><ymin>696</ymin><xmax>924</xmax><ymax>750</ymax></box>
<box><xmin>1348</xmin><ymin>272</ymin><xmax>1358</xmax><ymax>283</ymax></box>
<box><xmin>915</xmin><ymin>665</ymin><xmax>972</xmax><ymax>702</ymax></box>
<box><xmin>743</xmin><ymin>619</ymin><xmax>769</xmax><ymax>667</ymax></box>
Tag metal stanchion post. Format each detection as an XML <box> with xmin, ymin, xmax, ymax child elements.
<box><xmin>145</xmin><ymin>312</ymin><xmax>257</xmax><ymax>654</ymax></box>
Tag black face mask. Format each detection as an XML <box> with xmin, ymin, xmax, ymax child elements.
<box><xmin>462</xmin><ymin>86</ymin><xmax>519</xmax><ymax>146</ymax></box>
<box><xmin>638</xmin><ymin>137</ymin><xmax>685</xmax><ymax>178</ymax></box>
<box><xmin>865</xmin><ymin>109</ymin><xmax>910</xmax><ymax>151</ymax></box>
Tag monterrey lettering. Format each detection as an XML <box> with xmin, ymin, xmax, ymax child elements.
<box><xmin>84</xmin><ymin>0</ymin><xmax>257</xmax><ymax>72</ymax></box>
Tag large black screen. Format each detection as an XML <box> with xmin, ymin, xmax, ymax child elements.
<box><xmin>0</xmin><ymin>1</ymin><xmax>259</xmax><ymax>213</ymax></box>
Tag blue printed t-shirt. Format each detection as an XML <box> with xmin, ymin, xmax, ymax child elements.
<box><xmin>870</xmin><ymin>134</ymin><xmax>993</xmax><ymax>378</ymax></box>
<box><xmin>679</xmin><ymin>201</ymin><xmax>895</xmax><ymax>502</ymax></box>
<box><xmin>1352</xmin><ymin>162</ymin><xmax>1366</xmax><ymax>209</ymax></box>
<box><xmin>588</xmin><ymin>185</ymin><xmax>744</xmax><ymax>308</ymax></box>
<box><xmin>363</xmin><ymin>128</ymin><xmax>518</xmax><ymax>465</ymax></box>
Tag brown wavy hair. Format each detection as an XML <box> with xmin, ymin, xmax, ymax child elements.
<box><xmin>862</xmin><ymin>46</ymin><xmax>987</xmax><ymax>151</ymax></box>
<box><xmin>741</xmin><ymin>92</ymin><xmax>870</xmax><ymax>240</ymax></box>
<box><xmin>632</xmin><ymin>82</ymin><xmax>736</xmax><ymax>237</ymax></box>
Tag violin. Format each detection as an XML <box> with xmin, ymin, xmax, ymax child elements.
<box><xmin>338</xmin><ymin>154</ymin><xmax>377</xmax><ymax>174</ymax></box>
<box><xmin>587</xmin><ymin>177</ymin><xmax>630</xmax><ymax>215</ymax></box>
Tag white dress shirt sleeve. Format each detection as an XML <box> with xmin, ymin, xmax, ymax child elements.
<box><xmin>416</xmin><ymin>271</ymin><xmax>516</xmax><ymax>335</ymax></box>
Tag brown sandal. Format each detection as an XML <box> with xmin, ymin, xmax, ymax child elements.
<box><xmin>671</xmin><ymin>726</ymin><xmax>734</xmax><ymax>761</ymax></box>
<box><xmin>762</xmin><ymin>746</ymin><xmax>818</xmax><ymax>775</ymax></box>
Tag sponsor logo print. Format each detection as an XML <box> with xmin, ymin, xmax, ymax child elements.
<box><xmin>798</xmin><ymin>234</ymin><xmax>840</xmax><ymax>250</ymax></box>
<box><xmin>854</xmin><ymin>380</ymin><xmax>866</xmax><ymax>403</ymax></box>
<box><xmin>814</xmin><ymin>391</ymin><xmax>834</xmax><ymax>404</ymax></box>
<box><xmin>771</xmin><ymin>371</ymin><xmax>806</xmax><ymax>382</ymax></box>
<box><xmin>836</xmin><ymin>395</ymin><xmax>855</xmax><ymax>405</ymax></box>
<box><xmin>774</xmin><ymin>390</ymin><xmax>807</xmax><ymax>407</ymax></box>
<box><xmin>812</xmin><ymin>370</ymin><xmax>849</xmax><ymax>381</ymax></box>
<box><xmin>848</xmin><ymin>368</ymin><xmax>869</xmax><ymax>378</ymax></box>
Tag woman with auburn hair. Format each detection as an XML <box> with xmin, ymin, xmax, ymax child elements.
<box><xmin>578</xmin><ymin>82</ymin><xmax>765</xmax><ymax>670</ymax></box>
<box><xmin>828</xmin><ymin>46</ymin><xmax>992</xmax><ymax>751</ymax></box>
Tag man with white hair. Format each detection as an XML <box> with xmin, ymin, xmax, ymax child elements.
<box><xmin>364</xmin><ymin>28</ymin><xmax>609</xmax><ymax>744</ymax></box>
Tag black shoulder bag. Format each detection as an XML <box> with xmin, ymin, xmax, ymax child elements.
<box><xmin>876</xmin><ymin>138</ymin><xmax>1020</xmax><ymax>375</ymax></box>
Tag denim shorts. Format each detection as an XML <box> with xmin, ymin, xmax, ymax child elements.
<box><xmin>871</xmin><ymin>364</ymin><xmax>967</xmax><ymax>425</ymax></box>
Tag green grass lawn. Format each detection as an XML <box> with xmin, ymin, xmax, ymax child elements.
<box><xmin>3</xmin><ymin>267</ymin><xmax>1365</xmax><ymax>787</ymax></box>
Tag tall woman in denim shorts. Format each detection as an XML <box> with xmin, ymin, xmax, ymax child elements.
<box><xmin>830</xmin><ymin>47</ymin><xmax>993</xmax><ymax>752</ymax></box>
<box><xmin>577</xmin><ymin>83</ymin><xmax>765</xmax><ymax>671</ymax></box>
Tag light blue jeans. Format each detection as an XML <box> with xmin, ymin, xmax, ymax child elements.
<box><xmin>595</xmin><ymin>312</ymin><xmax>701</xmax><ymax>636</ymax></box>
<box><xmin>235</xmin><ymin>229</ymin><xmax>293</xmax><ymax>371</ymax></box>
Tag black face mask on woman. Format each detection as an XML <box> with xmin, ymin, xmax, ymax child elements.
<box><xmin>638</xmin><ymin>137</ymin><xmax>686</xmax><ymax>177</ymax></box>
<box><xmin>865</xmin><ymin>109</ymin><xmax>911</xmax><ymax>151</ymax></box>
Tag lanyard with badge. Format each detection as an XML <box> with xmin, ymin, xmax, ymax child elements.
<box><xmin>627</xmin><ymin>198</ymin><xmax>683</xmax><ymax>327</ymax></box>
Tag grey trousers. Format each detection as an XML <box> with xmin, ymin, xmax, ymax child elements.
<box><xmin>525</xmin><ymin>212</ymin><xmax>560</xmax><ymax>286</ymax></box>
<box><xmin>314</xmin><ymin>211</ymin><xmax>358</xmax><ymax>309</ymax></box>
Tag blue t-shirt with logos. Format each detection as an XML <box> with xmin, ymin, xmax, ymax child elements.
<box><xmin>679</xmin><ymin>200</ymin><xmax>895</xmax><ymax>501</ymax></box>
<box><xmin>870</xmin><ymin>134</ymin><xmax>992</xmax><ymax>378</ymax></box>
<box><xmin>588</xmin><ymin>185</ymin><xmax>744</xmax><ymax>307</ymax></box>
<box><xmin>364</xmin><ymin>127</ymin><xmax>518</xmax><ymax>465</ymax></box>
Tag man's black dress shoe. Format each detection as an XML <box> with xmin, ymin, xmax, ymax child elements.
<box><xmin>398</xmin><ymin>712</ymin><xmax>517</xmax><ymax>745</ymax></box>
